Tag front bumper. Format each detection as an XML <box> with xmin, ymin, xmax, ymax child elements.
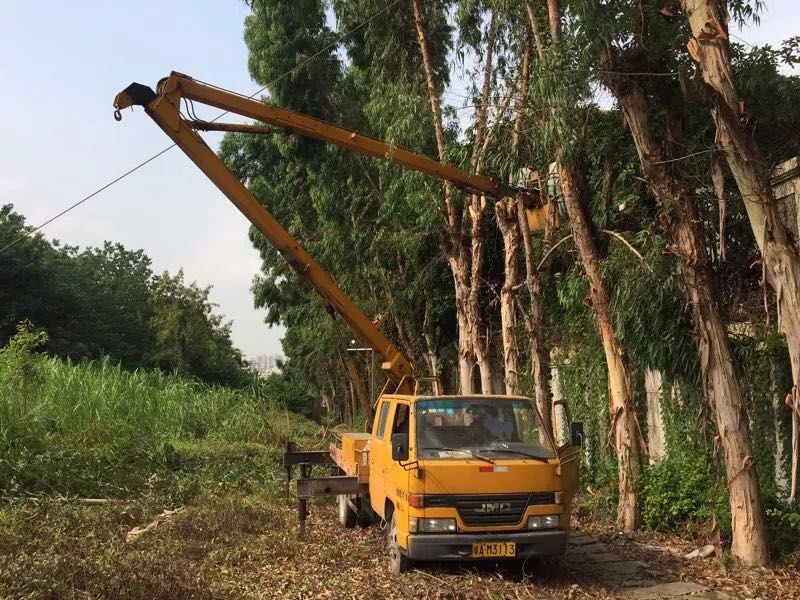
<box><xmin>407</xmin><ymin>529</ymin><xmax>566</xmax><ymax>561</ymax></box>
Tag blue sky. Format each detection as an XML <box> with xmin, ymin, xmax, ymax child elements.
<box><xmin>1</xmin><ymin>1</ymin><xmax>797</xmax><ymax>359</ymax></box>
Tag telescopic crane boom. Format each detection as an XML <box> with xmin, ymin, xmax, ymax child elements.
<box><xmin>113</xmin><ymin>72</ymin><xmax>537</xmax><ymax>393</ymax></box>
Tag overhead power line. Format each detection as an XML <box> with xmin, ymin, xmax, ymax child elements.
<box><xmin>0</xmin><ymin>0</ymin><xmax>402</xmax><ymax>255</ymax></box>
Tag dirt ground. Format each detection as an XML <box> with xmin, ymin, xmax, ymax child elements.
<box><xmin>3</xmin><ymin>493</ymin><xmax>797</xmax><ymax>599</ymax></box>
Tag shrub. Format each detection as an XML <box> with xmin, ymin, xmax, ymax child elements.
<box><xmin>642</xmin><ymin>453</ymin><xmax>730</xmax><ymax>534</ymax></box>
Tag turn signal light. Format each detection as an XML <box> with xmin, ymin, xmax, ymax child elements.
<box><xmin>409</xmin><ymin>494</ymin><xmax>424</xmax><ymax>508</ymax></box>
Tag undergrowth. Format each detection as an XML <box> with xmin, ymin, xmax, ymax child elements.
<box><xmin>0</xmin><ymin>324</ymin><xmax>320</xmax><ymax>502</ymax></box>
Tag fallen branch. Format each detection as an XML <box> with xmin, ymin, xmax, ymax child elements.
<box><xmin>126</xmin><ymin>507</ymin><xmax>185</xmax><ymax>543</ymax></box>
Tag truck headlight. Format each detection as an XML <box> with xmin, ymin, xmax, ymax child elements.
<box><xmin>527</xmin><ymin>514</ymin><xmax>560</xmax><ymax>530</ymax></box>
<box><xmin>409</xmin><ymin>517</ymin><xmax>456</xmax><ymax>533</ymax></box>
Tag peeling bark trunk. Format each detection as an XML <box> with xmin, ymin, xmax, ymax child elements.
<box><xmin>644</xmin><ymin>369</ymin><xmax>666</xmax><ymax>463</ymax></box>
<box><xmin>603</xmin><ymin>54</ymin><xmax>769</xmax><ymax>564</ymax></box>
<box><xmin>559</xmin><ymin>160</ymin><xmax>642</xmax><ymax>531</ymax></box>
<box><xmin>493</xmin><ymin>37</ymin><xmax>531</xmax><ymax>396</ymax></box>
<box><xmin>506</xmin><ymin>37</ymin><xmax>552</xmax><ymax>422</ymax></box>
<box><xmin>450</xmin><ymin>255</ymin><xmax>475</xmax><ymax>394</ymax></box>
<box><xmin>411</xmin><ymin>0</ymin><xmax>474</xmax><ymax>392</ymax></box>
<box><xmin>517</xmin><ymin>197</ymin><xmax>552</xmax><ymax>434</ymax></box>
<box><xmin>496</xmin><ymin>198</ymin><xmax>521</xmax><ymax>394</ymax></box>
<box><xmin>467</xmin><ymin>13</ymin><xmax>498</xmax><ymax>395</ymax></box>
<box><xmin>682</xmin><ymin>2</ymin><xmax>800</xmax><ymax>514</ymax></box>
<box><xmin>469</xmin><ymin>195</ymin><xmax>494</xmax><ymax>394</ymax></box>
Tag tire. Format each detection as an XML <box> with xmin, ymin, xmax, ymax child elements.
<box><xmin>356</xmin><ymin>495</ymin><xmax>374</xmax><ymax>527</ymax></box>
<box><xmin>386</xmin><ymin>510</ymin><xmax>412</xmax><ymax>575</ymax></box>
<box><xmin>338</xmin><ymin>494</ymin><xmax>357</xmax><ymax>528</ymax></box>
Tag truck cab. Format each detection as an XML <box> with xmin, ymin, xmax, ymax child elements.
<box><xmin>367</xmin><ymin>394</ymin><xmax>581</xmax><ymax>573</ymax></box>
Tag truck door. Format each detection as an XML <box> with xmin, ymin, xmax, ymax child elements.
<box><xmin>386</xmin><ymin>401</ymin><xmax>411</xmax><ymax>503</ymax></box>
<box><xmin>386</xmin><ymin>401</ymin><xmax>411</xmax><ymax>548</ymax></box>
<box><xmin>553</xmin><ymin>400</ymin><xmax>580</xmax><ymax>531</ymax></box>
<box><xmin>369</xmin><ymin>399</ymin><xmax>392</xmax><ymax>517</ymax></box>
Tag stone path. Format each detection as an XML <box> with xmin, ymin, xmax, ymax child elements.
<box><xmin>559</xmin><ymin>534</ymin><xmax>732</xmax><ymax>599</ymax></box>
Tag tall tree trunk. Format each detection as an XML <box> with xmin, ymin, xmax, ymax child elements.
<box><xmin>681</xmin><ymin>1</ymin><xmax>800</xmax><ymax>507</ymax></box>
<box><xmin>466</xmin><ymin>12</ymin><xmax>498</xmax><ymax>394</ymax></box>
<box><xmin>603</xmin><ymin>54</ymin><xmax>769</xmax><ymax>564</ymax></box>
<box><xmin>494</xmin><ymin>35</ymin><xmax>531</xmax><ymax>396</ymax></box>
<box><xmin>496</xmin><ymin>197</ymin><xmax>521</xmax><ymax>394</ymax></box>
<box><xmin>411</xmin><ymin>0</ymin><xmax>474</xmax><ymax>392</ymax></box>
<box><xmin>559</xmin><ymin>160</ymin><xmax>643</xmax><ymax>531</ymax></box>
<box><xmin>518</xmin><ymin>193</ymin><xmax>552</xmax><ymax>434</ymax></box>
<box><xmin>450</xmin><ymin>255</ymin><xmax>475</xmax><ymax>394</ymax></box>
<box><xmin>525</xmin><ymin>4</ymin><xmax>545</xmax><ymax>58</ymax></box>
<box><xmin>469</xmin><ymin>195</ymin><xmax>494</xmax><ymax>393</ymax></box>
<box><xmin>543</xmin><ymin>0</ymin><xmax>642</xmax><ymax>526</ymax></box>
<box><xmin>644</xmin><ymin>369</ymin><xmax>666</xmax><ymax>463</ymax></box>
<box><xmin>422</xmin><ymin>302</ymin><xmax>440</xmax><ymax>379</ymax></box>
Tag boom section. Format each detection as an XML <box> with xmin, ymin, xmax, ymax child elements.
<box><xmin>113</xmin><ymin>77</ymin><xmax>413</xmax><ymax>390</ymax></box>
<box><xmin>121</xmin><ymin>72</ymin><xmax>512</xmax><ymax>199</ymax></box>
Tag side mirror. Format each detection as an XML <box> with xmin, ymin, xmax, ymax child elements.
<box><xmin>570</xmin><ymin>422</ymin><xmax>584</xmax><ymax>447</ymax></box>
<box><xmin>391</xmin><ymin>433</ymin><xmax>409</xmax><ymax>462</ymax></box>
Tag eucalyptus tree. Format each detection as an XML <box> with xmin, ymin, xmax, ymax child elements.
<box><xmin>531</xmin><ymin>0</ymin><xmax>644</xmax><ymax>531</ymax></box>
<box><xmin>567</xmin><ymin>0</ymin><xmax>770</xmax><ymax>565</ymax></box>
<box><xmin>676</xmin><ymin>0</ymin><xmax>800</xmax><ymax>505</ymax></box>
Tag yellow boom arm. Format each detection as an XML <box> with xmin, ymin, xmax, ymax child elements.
<box><xmin>113</xmin><ymin>73</ymin><xmax>414</xmax><ymax>391</ymax></box>
<box><xmin>116</xmin><ymin>72</ymin><xmax>517</xmax><ymax>199</ymax></box>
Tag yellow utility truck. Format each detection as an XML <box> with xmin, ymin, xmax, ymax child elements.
<box><xmin>114</xmin><ymin>73</ymin><xmax>582</xmax><ymax>574</ymax></box>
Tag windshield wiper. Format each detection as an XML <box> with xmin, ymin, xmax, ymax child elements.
<box><xmin>420</xmin><ymin>446</ymin><xmax>495</xmax><ymax>464</ymax></box>
<box><xmin>476</xmin><ymin>448</ymin><xmax>551</xmax><ymax>463</ymax></box>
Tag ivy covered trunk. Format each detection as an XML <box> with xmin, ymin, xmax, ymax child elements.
<box><xmin>559</xmin><ymin>161</ymin><xmax>642</xmax><ymax>531</ymax></box>
<box><xmin>681</xmin><ymin>0</ymin><xmax>800</xmax><ymax>506</ymax></box>
<box><xmin>605</xmin><ymin>61</ymin><xmax>769</xmax><ymax>565</ymax></box>
<box><xmin>496</xmin><ymin>197</ymin><xmax>521</xmax><ymax>394</ymax></box>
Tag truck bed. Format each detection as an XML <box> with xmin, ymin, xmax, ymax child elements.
<box><xmin>330</xmin><ymin>432</ymin><xmax>371</xmax><ymax>483</ymax></box>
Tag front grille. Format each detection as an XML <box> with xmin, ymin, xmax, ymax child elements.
<box><xmin>424</xmin><ymin>492</ymin><xmax>555</xmax><ymax>526</ymax></box>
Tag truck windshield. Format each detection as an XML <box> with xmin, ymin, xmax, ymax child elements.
<box><xmin>415</xmin><ymin>397</ymin><xmax>555</xmax><ymax>460</ymax></box>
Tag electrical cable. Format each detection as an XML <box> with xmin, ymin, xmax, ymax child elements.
<box><xmin>1</xmin><ymin>0</ymin><xmax>403</xmax><ymax>255</ymax></box>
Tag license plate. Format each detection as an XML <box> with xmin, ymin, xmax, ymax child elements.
<box><xmin>472</xmin><ymin>541</ymin><xmax>516</xmax><ymax>558</ymax></box>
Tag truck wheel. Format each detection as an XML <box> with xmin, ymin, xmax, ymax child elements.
<box><xmin>338</xmin><ymin>494</ymin><xmax>357</xmax><ymax>528</ymax></box>
<box><xmin>356</xmin><ymin>495</ymin><xmax>374</xmax><ymax>527</ymax></box>
<box><xmin>386</xmin><ymin>511</ymin><xmax>412</xmax><ymax>575</ymax></box>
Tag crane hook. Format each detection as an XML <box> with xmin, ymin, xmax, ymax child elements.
<box><xmin>114</xmin><ymin>109</ymin><xmax>122</xmax><ymax>122</ymax></box>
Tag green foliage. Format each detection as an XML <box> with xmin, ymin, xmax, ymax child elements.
<box><xmin>763</xmin><ymin>500</ymin><xmax>800</xmax><ymax>557</ymax></box>
<box><xmin>0</xmin><ymin>327</ymin><xmax>312</xmax><ymax>500</ymax></box>
<box><xmin>642</xmin><ymin>453</ymin><xmax>729</xmax><ymax>534</ymax></box>
<box><xmin>148</xmin><ymin>270</ymin><xmax>245</xmax><ymax>387</ymax></box>
<box><xmin>1</xmin><ymin>204</ymin><xmax>249</xmax><ymax>386</ymax></box>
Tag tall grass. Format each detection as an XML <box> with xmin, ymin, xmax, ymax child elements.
<box><xmin>0</xmin><ymin>326</ymin><xmax>317</xmax><ymax>500</ymax></box>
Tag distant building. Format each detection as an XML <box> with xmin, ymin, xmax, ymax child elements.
<box><xmin>248</xmin><ymin>353</ymin><xmax>283</xmax><ymax>378</ymax></box>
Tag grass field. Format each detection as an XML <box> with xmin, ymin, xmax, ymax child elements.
<box><xmin>0</xmin><ymin>330</ymin><xmax>329</xmax><ymax>597</ymax></box>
